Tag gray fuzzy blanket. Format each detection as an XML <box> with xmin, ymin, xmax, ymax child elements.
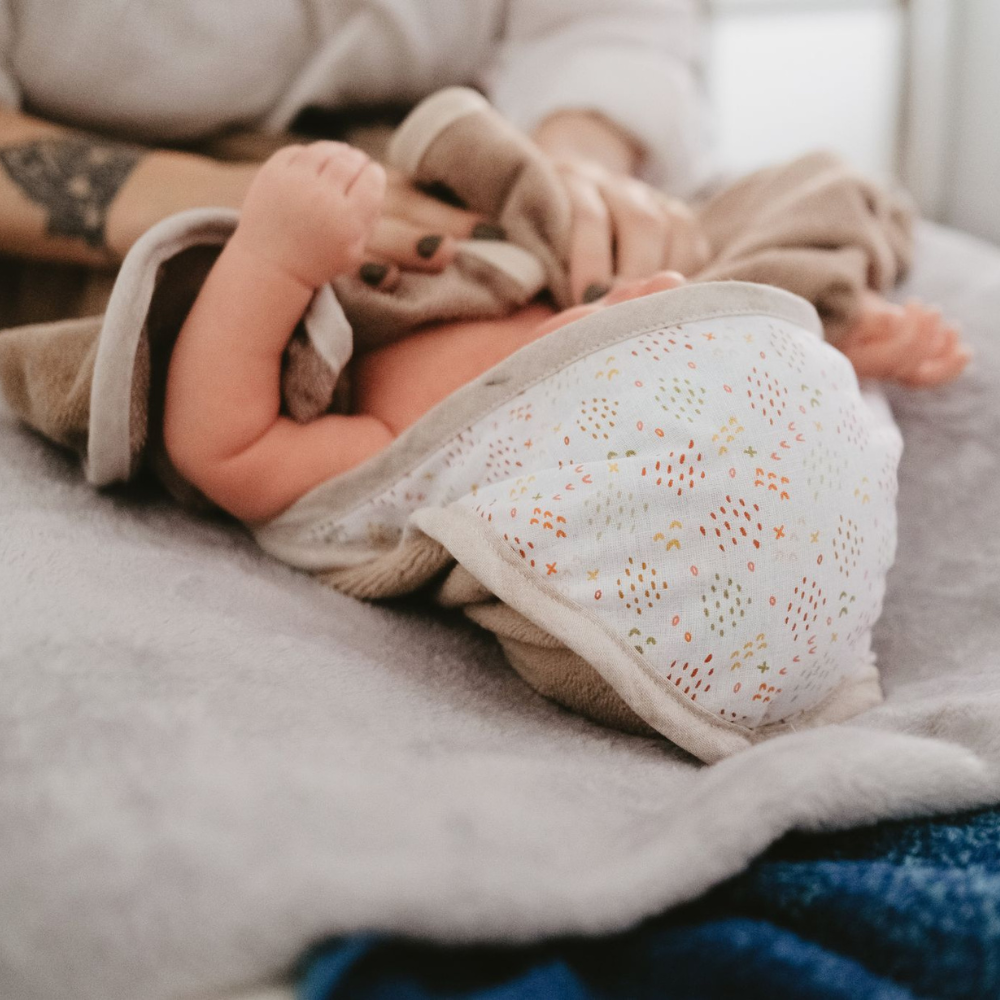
<box><xmin>1</xmin><ymin>222</ymin><xmax>999</xmax><ymax>1000</ymax></box>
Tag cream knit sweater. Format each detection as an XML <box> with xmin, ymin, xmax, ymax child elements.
<box><xmin>0</xmin><ymin>0</ymin><xmax>710</xmax><ymax>192</ymax></box>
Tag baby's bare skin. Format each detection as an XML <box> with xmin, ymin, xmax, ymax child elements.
<box><xmin>353</xmin><ymin>305</ymin><xmax>558</xmax><ymax>435</ymax></box>
<box><xmin>353</xmin><ymin>275</ymin><xmax>685</xmax><ymax>435</ymax></box>
<box><xmin>164</xmin><ymin>142</ymin><xmax>971</xmax><ymax>525</ymax></box>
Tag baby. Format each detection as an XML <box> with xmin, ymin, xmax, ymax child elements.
<box><xmin>163</xmin><ymin>141</ymin><xmax>970</xmax><ymax>525</ymax></box>
<box><xmin>0</xmin><ymin>89</ymin><xmax>975</xmax><ymax>754</ymax></box>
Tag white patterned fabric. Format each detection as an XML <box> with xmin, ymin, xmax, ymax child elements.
<box><xmin>261</xmin><ymin>291</ymin><xmax>901</xmax><ymax>741</ymax></box>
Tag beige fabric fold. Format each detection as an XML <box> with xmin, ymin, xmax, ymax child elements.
<box><xmin>463</xmin><ymin>599</ymin><xmax>661</xmax><ymax>738</ymax></box>
<box><xmin>0</xmin><ymin>313</ymin><xmax>103</xmax><ymax>457</ymax></box>
<box><xmin>388</xmin><ymin>86</ymin><xmax>574</xmax><ymax>308</ymax></box>
<box><xmin>692</xmin><ymin>150</ymin><xmax>914</xmax><ymax>345</ymax></box>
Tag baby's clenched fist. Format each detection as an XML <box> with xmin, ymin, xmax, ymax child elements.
<box><xmin>233</xmin><ymin>142</ymin><xmax>386</xmax><ymax>290</ymax></box>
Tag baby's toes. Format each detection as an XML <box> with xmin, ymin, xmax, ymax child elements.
<box><xmin>896</xmin><ymin>309</ymin><xmax>945</xmax><ymax>378</ymax></box>
<box><xmin>929</xmin><ymin>325</ymin><xmax>959</xmax><ymax>361</ymax></box>
<box><xmin>922</xmin><ymin>319</ymin><xmax>971</xmax><ymax>372</ymax></box>
<box><xmin>916</xmin><ymin>312</ymin><xmax>949</xmax><ymax>357</ymax></box>
<box><xmin>901</xmin><ymin>321</ymin><xmax>972</xmax><ymax>386</ymax></box>
<box><xmin>904</xmin><ymin>347</ymin><xmax>972</xmax><ymax>388</ymax></box>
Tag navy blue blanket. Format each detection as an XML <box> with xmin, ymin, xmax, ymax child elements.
<box><xmin>299</xmin><ymin>806</ymin><xmax>1000</xmax><ymax>1000</ymax></box>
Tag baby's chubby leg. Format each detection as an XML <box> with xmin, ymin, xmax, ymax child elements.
<box><xmin>164</xmin><ymin>143</ymin><xmax>396</xmax><ymax>523</ymax></box>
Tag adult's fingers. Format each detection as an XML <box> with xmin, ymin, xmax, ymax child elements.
<box><xmin>566</xmin><ymin>165</ymin><xmax>711</xmax><ymax>297</ymax></box>
<box><xmin>366</xmin><ymin>215</ymin><xmax>457</xmax><ymax>272</ymax></box>
<box><xmin>602</xmin><ymin>178</ymin><xmax>669</xmax><ymax>282</ymax></box>
<box><xmin>353</xmin><ymin>257</ymin><xmax>401</xmax><ymax>293</ymax></box>
<box><xmin>603</xmin><ymin>270</ymin><xmax>687</xmax><ymax>306</ymax></box>
<box><xmin>381</xmin><ymin>167</ymin><xmax>485</xmax><ymax>238</ymax></box>
<box><xmin>661</xmin><ymin>199</ymin><xmax>712</xmax><ymax>276</ymax></box>
<box><xmin>563</xmin><ymin>169</ymin><xmax>614</xmax><ymax>303</ymax></box>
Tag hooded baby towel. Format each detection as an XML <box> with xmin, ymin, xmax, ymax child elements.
<box><xmin>251</xmin><ymin>279</ymin><xmax>902</xmax><ymax>761</ymax></box>
<box><xmin>0</xmin><ymin>89</ymin><xmax>910</xmax><ymax>761</ymax></box>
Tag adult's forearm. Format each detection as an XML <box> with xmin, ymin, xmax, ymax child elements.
<box><xmin>0</xmin><ymin>107</ymin><xmax>256</xmax><ymax>266</ymax></box>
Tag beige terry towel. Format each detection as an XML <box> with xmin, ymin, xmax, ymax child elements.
<box><xmin>692</xmin><ymin>151</ymin><xmax>914</xmax><ymax>345</ymax></box>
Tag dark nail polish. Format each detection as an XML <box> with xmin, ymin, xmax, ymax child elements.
<box><xmin>416</xmin><ymin>235</ymin><xmax>443</xmax><ymax>259</ymax></box>
<box><xmin>359</xmin><ymin>262</ymin><xmax>388</xmax><ymax>287</ymax></box>
<box><xmin>472</xmin><ymin>222</ymin><xmax>507</xmax><ymax>241</ymax></box>
<box><xmin>582</xmin><ymin>283</ymin><xmax>610</xmax><ymax>304</ymax></box>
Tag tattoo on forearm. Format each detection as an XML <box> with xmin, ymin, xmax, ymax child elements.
<box><xmin>0</xmin><ymin>138</ymin><xmax>142</xmax><ymax>249</ymax></box>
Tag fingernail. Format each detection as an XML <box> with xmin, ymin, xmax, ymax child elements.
<box><xmin>582</xmin><ymin>283</ymin><xmax>610</xmax><ymax>304</ymax></box>
<box><xmin>359</xmin><ymin>262</ymin><xmax>388</xmax><ymax>287</ymax></box>
<box><xmin>416</xmin><ymin>235</ymin><xmax>443</xmax><ymax>259</ymax></box>
<box><xmin>472</xmin><ymin>222</ymin><xmax>507</xmax><ymax>241</ymax></box>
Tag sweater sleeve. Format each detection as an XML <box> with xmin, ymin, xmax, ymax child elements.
<box><xmin>482</xmin><ymin>0</ymin><xmax>713</xmax><ymax>195</ymax></box>
<box><xmin>0</xmin><ymin>0</ymin><xmax>19</xmax><ymax>108</ymax></box>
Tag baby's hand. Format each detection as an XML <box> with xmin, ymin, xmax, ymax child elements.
<box><xmin>839</xmin><ymin>296</ymin><xmax>972</xmax><ymax>388</ymax></box>
<box><xmin>233</xmin><ymin>142</ymin><xmax>386</xmax><ymax>290</ymax></box>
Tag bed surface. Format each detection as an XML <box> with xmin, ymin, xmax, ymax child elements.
<box><xmin>1</xmin><ymin>221</ymin><xmax>999</xmax><ymax>1000</ymax></box>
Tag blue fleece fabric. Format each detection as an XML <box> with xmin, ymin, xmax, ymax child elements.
<box><xmin>298</xmin><ymin>806</ymin><xmax>1000</xmax><ymax>1000</ymax></box>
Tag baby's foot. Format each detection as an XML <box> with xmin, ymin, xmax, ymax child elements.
<box><xmin>839</xmin><ymin>290</ymin><xmax>972</xmax><ymax>387</ymax></box>
<box><xmin>233</xmin><ymin>141</ymin><xmax>387</xmax><ymax>290</ymax></box>
<box><xmin>533</xmin><ymin>270</ymin><xmax>686</xmax><ymax>339</ymax></box>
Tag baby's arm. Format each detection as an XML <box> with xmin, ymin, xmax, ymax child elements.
<box><xmin>163</xmin><ymin>143</ymin><xmax>395</xmax><ymax>523</ymax></box>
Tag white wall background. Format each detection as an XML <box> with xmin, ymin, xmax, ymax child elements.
<box><xmin>705</xmin><ymin>0</ymin><xmax>1000</xmax><ymax>247</ymax></box>
<box><xmin>705</xmin><ymin>1</ymin><xmax>905</xmax><ymax>183</ymax></box>
<box><xmin>925</xmin><ymin>0</ymin><xmax>1000</xmax><ymax>245</ymax></box>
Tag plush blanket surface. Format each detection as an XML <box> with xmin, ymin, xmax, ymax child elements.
<box><xmin>301</xmin><ymin>803</ymin><xmax>1000</xmax><ymax>999</ymax></box>
<box><xmin>1</xmin><ymin>222</ymin><xmax>999</xmax><ymax>1000</ymax></box>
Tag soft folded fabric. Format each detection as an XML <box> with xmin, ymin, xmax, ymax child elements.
<box><xmin>299</xmin><ymin>803</ymin><xmax>1000</xmax><ymax>1000</ymax></box>
<box><xmin>0</xmin><ymin>222</ymin><xmax>998</xmax><ymax>1000</ymax></box>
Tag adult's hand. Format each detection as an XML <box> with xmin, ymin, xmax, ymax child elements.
<box><xmin>110</xmin><ymin>156</ymin><xmax>484</xmax><ymax>292</ymax></box>
<box><xmin>356</xmin><ymin>164</ymin><xmax>486</xmax><ymax>288</ymax></box>
<box><xmin>533</xmin><ymin>110</ymin><xmax>709</xmax><ymax>303</ymax></box>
